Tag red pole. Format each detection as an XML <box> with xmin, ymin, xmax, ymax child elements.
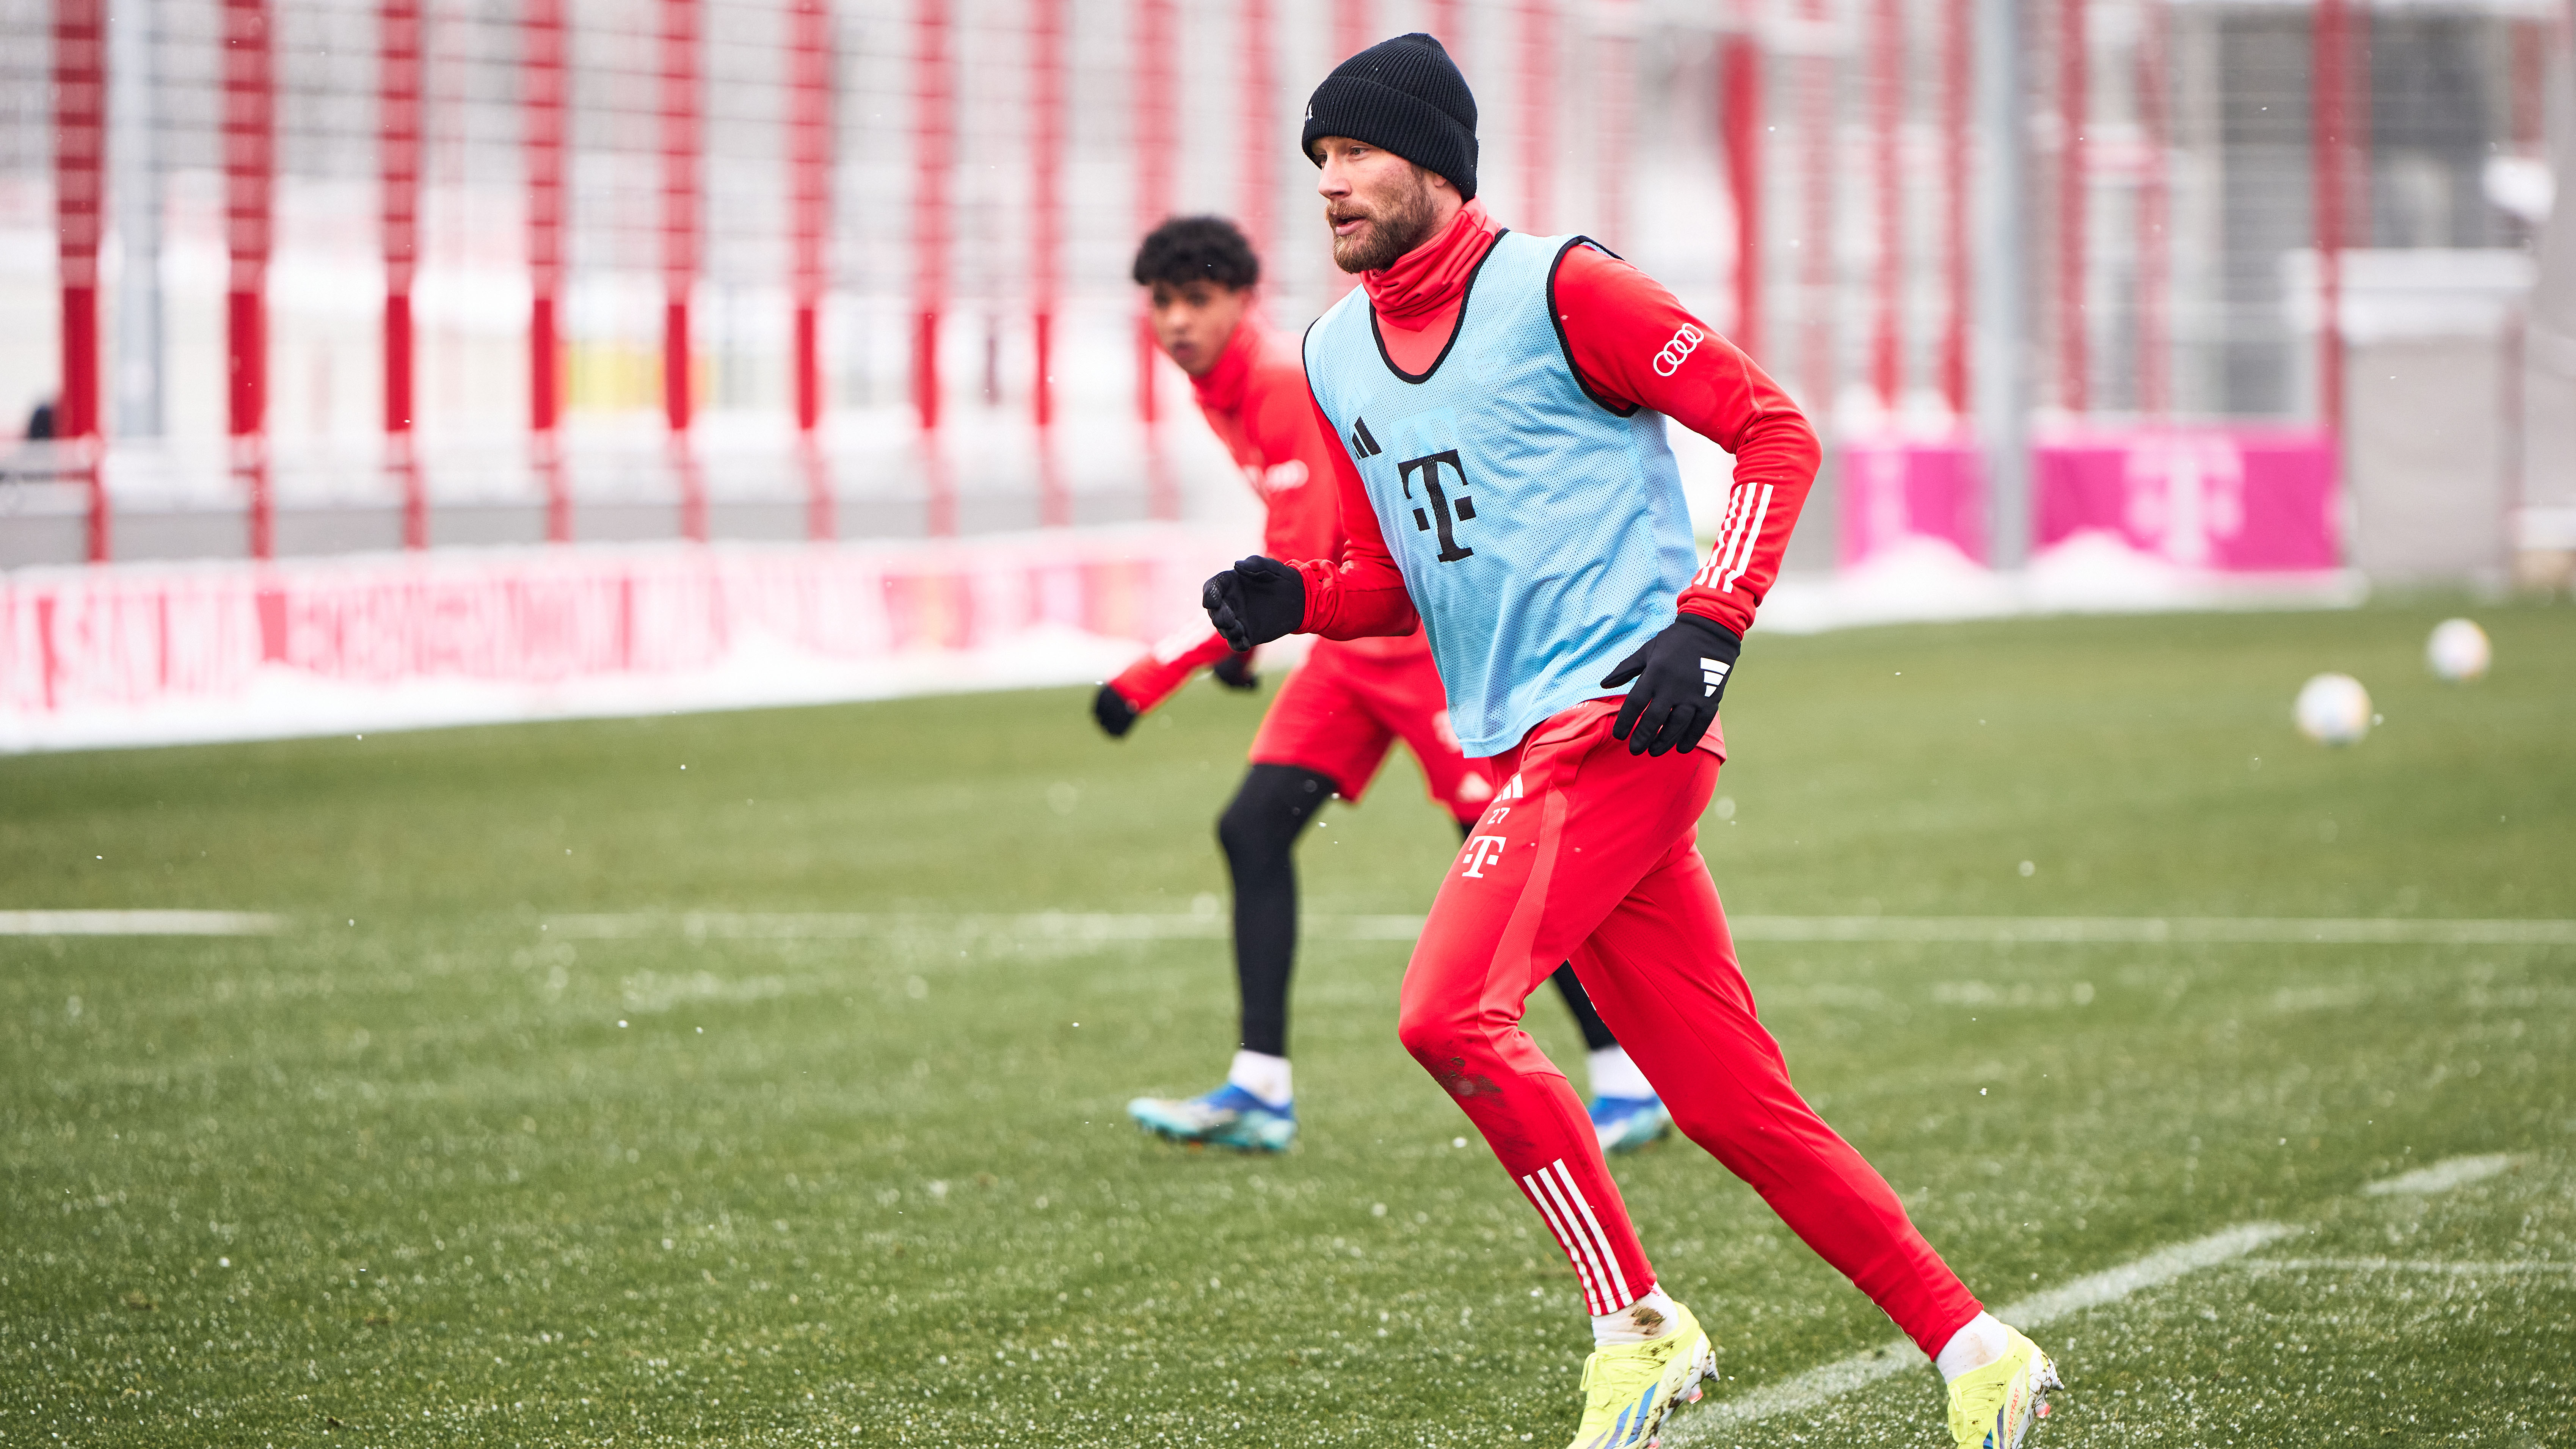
<box><xmin>2136</xmin><ymin>0</ymin><xmax>2170</xmax><ymax>417</ymax></box>
<box><xmin>911</xmin><ymin>0</ymin><xmax>952</xmax><ymax>533</ymax></box>
<box><xmin>1031</xmin><ymin>0</ymin><xmax>1067</xmax><ymax>525</ymax></box>
<box><xmin>383</xmin><ymin>0</ymin><xmax>425</xmax><ymax>547</ymax></box>
<box><xmin>1135</xmin><ymin>0</ymin><xmax>1174</xmax><ymax>427</ymax></box>
<box><xmin>1238</xmin><ymin>0</ymin><xmax>1274</xmax><ymax>262</ymax></box>
<box><xmin>54</xmin><ymin>0</ymin><xmax>108</xmax><ymax>561</ymax></box>
<box><xmin>222</xmin><ymin>0</ymin><xmax>273</xmax><ymax>560</ymax></box>
<box><xmin>1719</xmin><ymin>30</ymin><xmax>1762</xmax><ymax>359</ymax></box>
<box><xmin>2057</xmin><ymin>0</ymin><xmax>2088</xmax><ymax>415</ymax></box>
<box><xmin>526</xmin><ymin>0</ymin><xmax>569</xmax><ymax>541</ymax></box>
<box><xmin>661</xmin><ymin>0</ymin><xmax>705</xmax><ymax>542</ymax></box>
<box><xmin>1937</xmin><ymin>0</ymin><xmax>1970</xmax><ymax>416</ymax></box>
<box><xmin>1134</xmin><ymin>0</ymin><xmax>1178</xmax><ymax>518</ymax></box>
<box><xmin>1597</xmin><ymin>29</ymin><xmax>1634</xmax><ymax>249</ymax></box>
<box><xmin>1796</xmin><ymin>2</ymin><xmax>1835</xmax><ymax>415</ymax></box>
<box><xmin>1334</xmin><ymin>0</ymin><xmax>1370</xmax><ymax>61</ymax></box>
<box><xmin>1519</xmin><ymin>0</ymin><xmax>1553</xmax><ymax>233</ymax></box>
<box><xmin>2319</xmin><ymin>0</ymin><xmax>2346</xmax><ymax>443</ymax></box>
<box><xmin>1868</xmin><ymin>0</ymin><xmax>1905</xmax><ymax>412</ymax></box>
<box><xmin>787</xmin><ymin>0</ymin><xmax>833</xmax><ymax>541</ymax></box>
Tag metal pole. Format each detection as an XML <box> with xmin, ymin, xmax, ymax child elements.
<box><xmin>2057</xmin><ymin>0</ymin><xmax>2088</xmax><ymax>415</ymax></box>
<box><xmin>1973</xmin><ymin>0</ymin><xmax>2030</xmax><ymax>566</ymax></box>
<box><xmin>111</xmin><ymin>0</ymin><xmax>162</xmax><ymax>446</ymax></box>
<box><xmin>2312</xmin><ymin>0</ymin><xmax>2346</xmax><ymax>447</ymax></box>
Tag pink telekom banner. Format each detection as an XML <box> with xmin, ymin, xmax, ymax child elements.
<box><xmin>1838</xmin><ymin>434</ymin><xmax>1988</xmax><ymax>568</ymax></box>
<box><xmin>1838</xmin><ymin>428</ymin><xmax>2340</xmax><ymax>572</ymax></box>
<box><xmin>0</xmin><ymin>529</ymin><xmax>1228</xmax><ymax>722</ymax></box>
<box><xmin>2035</xmin><ymin>427</ymin><xmax>2339</xmax><ymax>571</ymax></box>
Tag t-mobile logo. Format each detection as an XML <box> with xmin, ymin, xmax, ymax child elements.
<box><xmin>1459</xmin><ymin>834</ymin><xmax>1509</xmax><ymax>877</ymax></box>
<box><xmin>1398</xmin><ymin>449</ymin><xmax>1476</xmax><ymax>563</ymax></box>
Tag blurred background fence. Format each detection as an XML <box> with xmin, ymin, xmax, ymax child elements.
<box><xmin>2</xmin><ymin>0</ymin><xmax>2571</xmax><ymax>585</ymax></box>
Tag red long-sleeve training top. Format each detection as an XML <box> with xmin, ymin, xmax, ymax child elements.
<box><xmin>1109</xmin><ymin>316</ymin><xmax>1414</xmax><ymax>711</ymax></box>
<box><xmin>1294</xmin><ymin>199</ymin><xmax>1819</xmax><ymax>646</ymax></box>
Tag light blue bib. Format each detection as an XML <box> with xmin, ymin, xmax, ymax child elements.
<box><xmin>1302</xmin><ymin>231</ymin><xmax>1696</xmax><ymax>757</ymax></box>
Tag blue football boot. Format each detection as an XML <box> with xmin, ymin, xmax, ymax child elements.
<box><xmin>1589</xmin><ymin>1094</ymin><xmax>1673</xmax><ymax>1155</ymax></box>
<box><xmin>1126</xmin><ymin>1083</ymin><xmax>1297</xmax><ymax>1153</ymax></box>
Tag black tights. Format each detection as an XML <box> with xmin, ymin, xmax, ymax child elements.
<box><xmin>1216</xmin><ymin>762</ymin><xmax>1620</xmax><ymax>1060</ymax></box>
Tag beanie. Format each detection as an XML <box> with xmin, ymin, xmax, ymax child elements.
<box><xmin>1301</xmin><ymin>33</ymin><xmax>1478</xmax><ymax>201</ymax></box>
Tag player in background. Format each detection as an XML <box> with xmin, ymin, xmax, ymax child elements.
<box><xmin>1103</xmin><ymin>216</ymin><xmax>1670</xmax><ymax>1157</ymax></box>
<box><xmin>1203</xmin><ymin>35</ymin><xmax>2059</xmax><ymax>1449</ymax></box>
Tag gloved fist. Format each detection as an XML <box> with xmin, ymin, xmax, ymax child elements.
<box><xmin>1599</xmin><ymin>613</ymin><xmax>1742</xmax><ymax>757</ymax></box>
<box><xmin>1092</xmin><ymin>683</ymin><xmax>1141</xmax><ymax>738</ymax></box>
<box><xmin>1202</xmin><ymin>557</ymin><xmax>1306</xmax><ymax>651</ymax></box>
<box><xmin>1210</xmin><ymin>649</ymin><xmax>1260</xmax><ymax>691</ymax></box>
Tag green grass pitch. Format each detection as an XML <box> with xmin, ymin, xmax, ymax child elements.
<box><xmin>5</xmin><ymin>599</ymin><xmax>2573</xmax><ymax>1446</ymax></box>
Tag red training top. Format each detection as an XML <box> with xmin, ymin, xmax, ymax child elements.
<box><xmin>1108</xmin><ymin>317</ymin><xmax>1415</xmax><ymax>713</ymax></box>
<box><xmin>1296</xmin><ymin>199</ymin><xmax>1819</xmax><ymax>647</ymax></box>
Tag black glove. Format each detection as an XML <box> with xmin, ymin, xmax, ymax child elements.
<box><xmin>1092</xmin><ymin>683</ymin><xmax>1140</xmax><ymax>738</ymax></box>
<box><xmin>1210</xmin><ymin>649</ymin><xmax>1260</xmax><ymax>691</ymax></box>
<box><xmin>1599</xmin><ymin>613</ymin><xmax>1743</xmax><ymax>757</ymax></box>
<box><xmin>1202</xmin><ymin>557</ymin><xmax>1306</xmax><ymax>651</ymax></box>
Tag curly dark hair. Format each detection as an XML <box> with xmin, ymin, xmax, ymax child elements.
<box><xmin>1130</xmin><ymin>215</ymin><xmax>1260</xmax><ymax>291</ymax></box>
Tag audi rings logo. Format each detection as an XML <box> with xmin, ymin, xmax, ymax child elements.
<box><xmin>1652</xmin><ymin>324</ymin><xmax>1705</xmax><ymax>377</ymax></box>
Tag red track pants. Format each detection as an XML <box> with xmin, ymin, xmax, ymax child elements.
<box><xmin>1396</xmin><ymin>701</ymin><xmax>1982</xmax><ymax>1358</ymax></box>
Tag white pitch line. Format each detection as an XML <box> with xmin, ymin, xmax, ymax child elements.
<box><xmin>1728</xmin><ymin>916</ymin><xmax>2576</xmax><ymax>946</ymax></box>
<box><xmin>2242</xmin><ymin>1258</ymin><xmax>2576</xmax><ymax>1277</ymax></box>
<box><xmin>537</xmin><ymin>912</ymin><xmax>2576</xmax><ymax>946</ymax></box>
<box><xmin>1672</xmin><ymin>1222</ymin><xmax>2293</xmax><ymax>1438</ymax></box>
<box><xmin>0</xmin><ymin>910</ymin><xmax>283</xmax><ymax>936</ymax></box>
<box><xmin>1676</xmin><ymin>1151</ymin><xmax>2528</xmax><ymax>1439</ymax></box>
<box><xmin>2362</xmin><ymin>1153</ymin><xmax>2514</xmax><ymax>1195</ymax></box>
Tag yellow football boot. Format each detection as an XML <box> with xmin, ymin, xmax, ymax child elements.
<box><xmin>1563</xmin><ymin>1301</ymin><xmax>1716</xmax><ymax>1449</ymax></box>
<box><xmin>1945</xmin><ymin>1325</ymin><xmax>2061</xmax><ymax>1449</ymax></box>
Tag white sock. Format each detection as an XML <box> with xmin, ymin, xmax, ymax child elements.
<box><xmin>1934</xmin><ymin>1312</ymin><xmax>2010</xmax><ymax>1382</ymax></box>
<box><xmin>1587</xmin><ymin>1045</ymin><xmax>1654</xmax><ymax>1101</ymax></box>
<box><xmin>1226</xmin><ymin>1049</ymin><xmax>1292</xmax><ymax>1109</ymax></box>
<box><xmin>1591</xmin><ymin>1286</ymin><xmax>1682</xmax><ymax>1346</ymax></box>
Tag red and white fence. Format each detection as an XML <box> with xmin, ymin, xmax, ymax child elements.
<box><xmin>0</xmin><ymin>525</ymin><xmax>1235</xmax><ymax>750</ymax></box>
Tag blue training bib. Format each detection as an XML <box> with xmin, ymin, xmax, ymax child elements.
<box><xmin>1303</xmin><ymin>231</ymin><xmax>1697</xmax><ymax>757</ymax></box>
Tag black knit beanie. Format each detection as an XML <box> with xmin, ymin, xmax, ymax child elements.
<box><xmin>1301</xmin><ymin>33</ymin><xmax>1478</xmax><ymax>201</ymax></box>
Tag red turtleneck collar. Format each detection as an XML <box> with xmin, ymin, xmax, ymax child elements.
<box><xmin>1188</xmin><ymin>310</ymin><xmax>1268</xmax><ymax>414</ymax></box>
<box><xmin>1360</xmin><ymin>198</ymin><xmax>1501</xmax><ymax>331</ymax></box>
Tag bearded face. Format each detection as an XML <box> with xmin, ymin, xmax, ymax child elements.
<box><xmin>1327</xmin><ymin>161</ymin><xmax>1443</xmax><ymax>274</ymax></box>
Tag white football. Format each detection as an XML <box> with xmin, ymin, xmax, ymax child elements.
<box><xmin>2426</xmin><ymin>618</ymin><xmax>2490</xmax><ymax>682</ymax></box>
<box><xmin>2295</xmin><ymin>672</ymin><xmax>2374</xmax><ymax>745</ymax></box>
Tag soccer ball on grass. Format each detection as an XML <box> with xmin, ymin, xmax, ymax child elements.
<box><xmin>2294</xmin><ymin>673</ymin><xmax>2373</xmax><ymax>746</ymax></box>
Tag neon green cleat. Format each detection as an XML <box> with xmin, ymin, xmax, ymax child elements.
<box><xmin>1563</xmin><ymin>1300</ymin><xmax>1716</xmax><ymax>1449</ymax></box>
<box><xmin>1945</xmin><ymin>1325</ymin><xmax>2061</xmax><ymax>1449</ymax></box>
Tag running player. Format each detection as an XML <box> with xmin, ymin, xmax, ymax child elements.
<box><xmin>1202</xmin><ymin>34</ymin><xmax>2060</xmax><ymax>1449</ymax></box>
<box><xmin>1104</xmin><ymin>217</ymin><xmax>1670</xmax><ymax>1158</ymax></box>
